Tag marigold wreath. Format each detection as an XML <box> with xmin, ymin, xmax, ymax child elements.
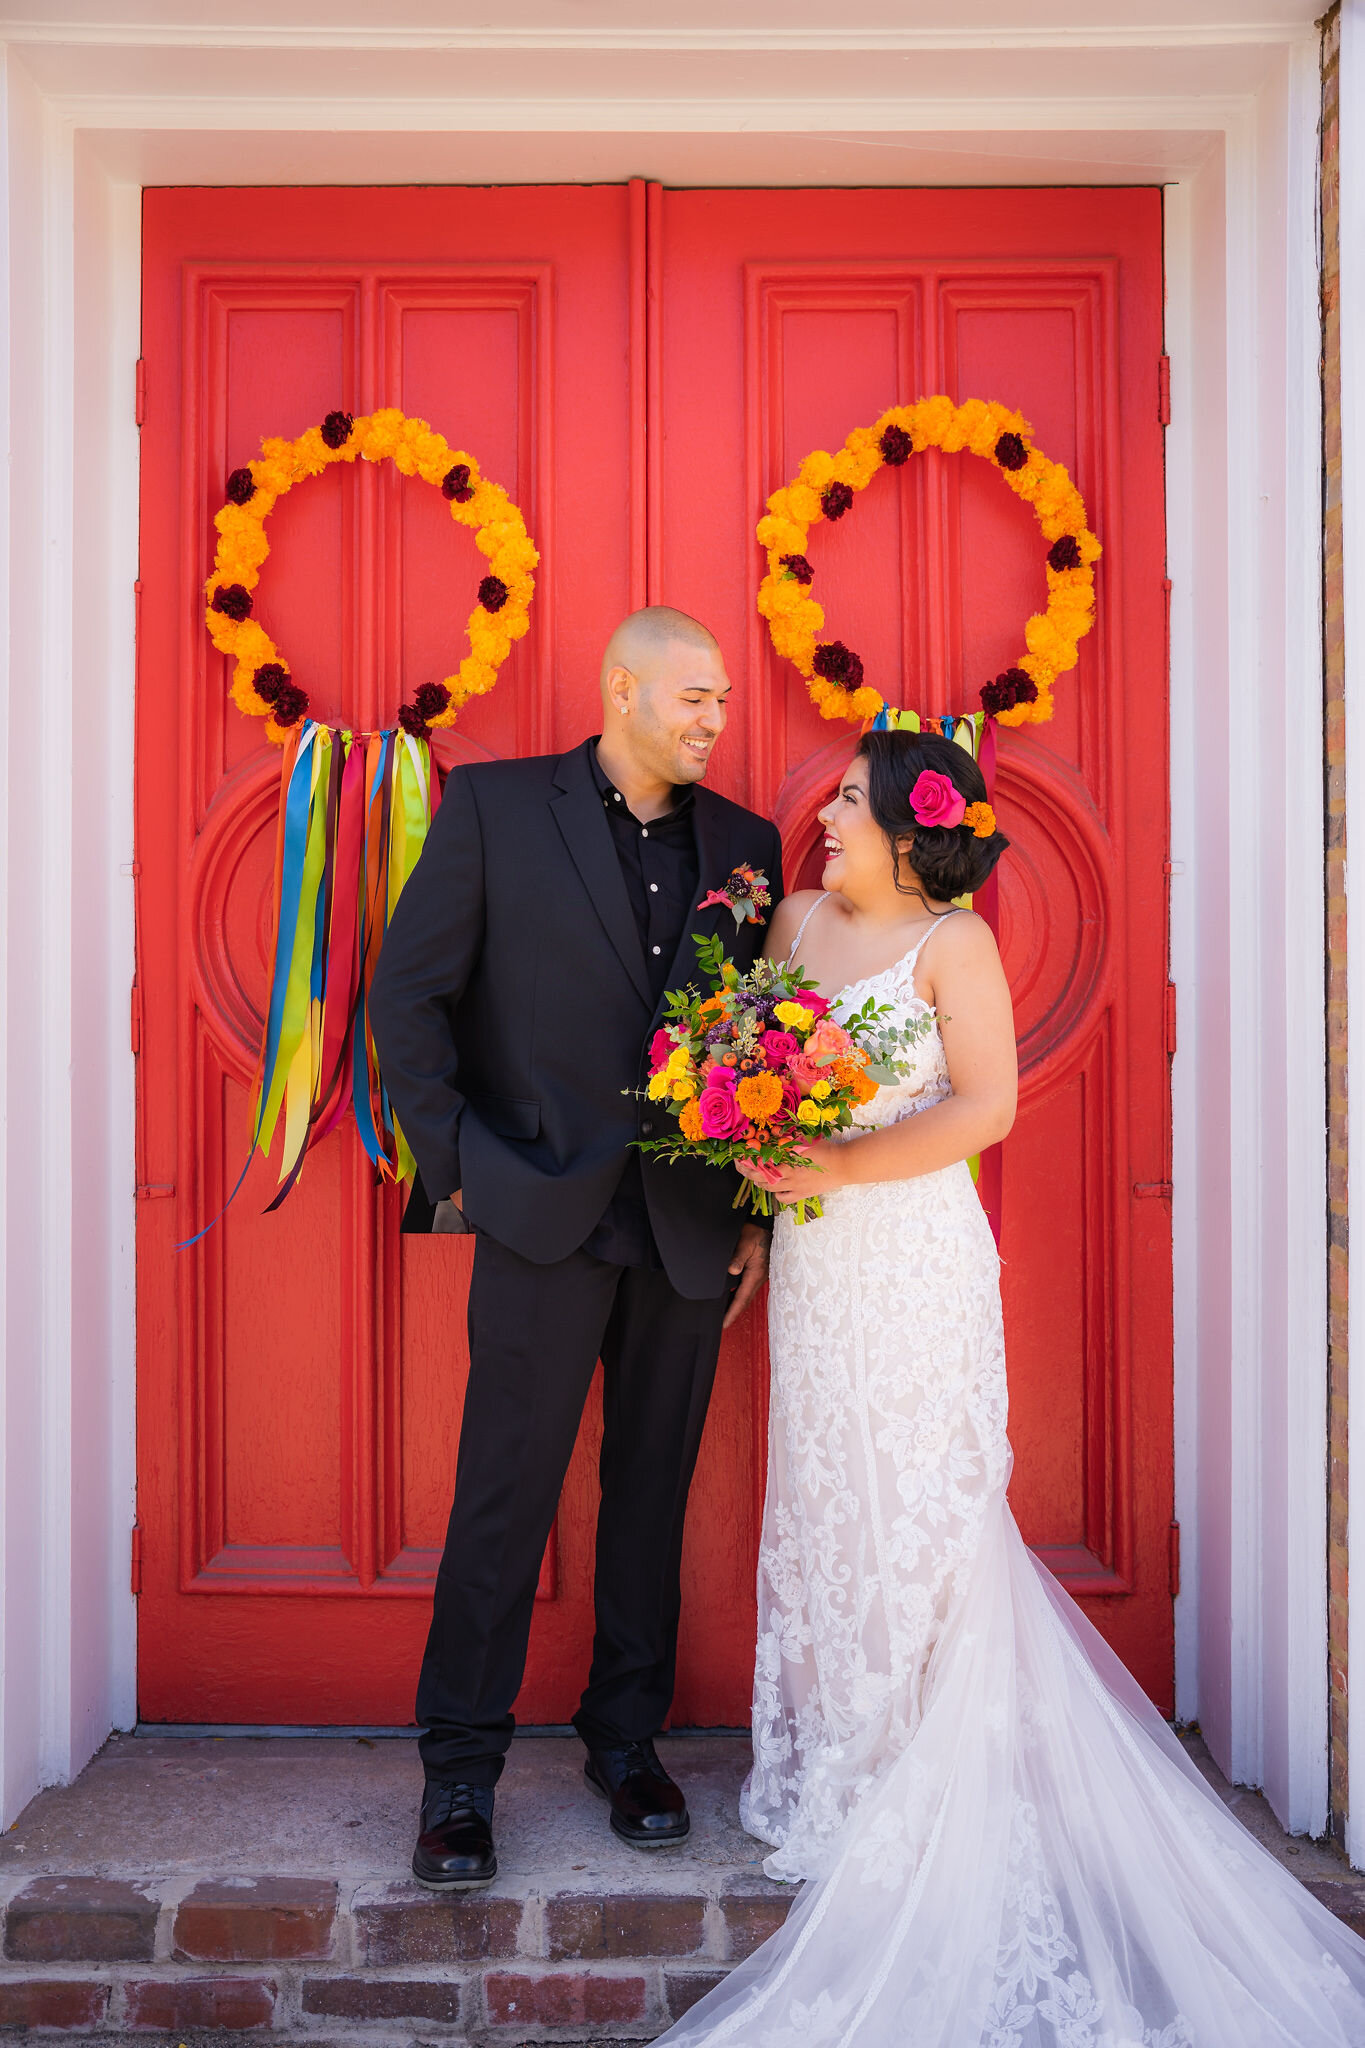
<box><xmin>204</xmin><ymin>408</ymin><xmax>538</xmax><ymax>743</ymax></box>
<box><xmin>756</xmin><ymin>396</ymin><xmax>1100</xmax><ymax>729</ymax></box>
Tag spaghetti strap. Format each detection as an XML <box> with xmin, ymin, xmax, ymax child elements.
<box><xmin>904</xmin><ymin>904</ymin><xmax>965</xmax><ymax>982</ymax></box>
<box><xmin>785</xmin><ymin>894</ymin><xmax>831</xmax><ymax>969</ymax></box>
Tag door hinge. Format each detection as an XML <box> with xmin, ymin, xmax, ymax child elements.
<box><xmin>130</xmin><ymin>983</ymin><xmax>142</xmax><ymax>1056</ymax></box>
<box><xmin>1168</xmin><ymin>1518</ymin><xmax>1181</xmax><ymax>1600</ymax></box>
<box><xmin>135</xmin><ymin>358</ymin><xmax>146</xmax><ymax>427</ymax></box>
<box><xmin>1164</xmin><ymin>980</ymin><xmax>1177</xmax><ymax>1056</ymax></box>
<box><xmin>1134</xmin><ymin>1182</ymin><xmax>1173</xmax><ymax>1201</ymax></box>
<box><xmin>130</xmin><ymin>1522</ymin><xmax>143</xmax><ymax>1597</ymax></box>
<box><xmin>1157</xmin><ymin>354</ymin><xmax>1171</xmax><ymax>426</ymax></box>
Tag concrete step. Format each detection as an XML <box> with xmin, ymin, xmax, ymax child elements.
<box><xmin>0</xmin><ymin>1728</ymin><xmax>1360</xmax><ymax>2044</ymax></box>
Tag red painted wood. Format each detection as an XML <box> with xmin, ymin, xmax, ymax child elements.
<box><xmin>653</xmin><ymin>188</ymin><xmax>1173</xmax><ymax>1709</ymax></box>
<box><xmin>136</xmin><ymin>183</ymin><xmax>1171</xmax><ymax>1727</ymax></box>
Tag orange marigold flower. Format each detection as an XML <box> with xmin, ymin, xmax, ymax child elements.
<box><xmin>850</xmin><ymin>1069</ymin><xmax>880</xmax><ymax>1105</ymax></box>
<box><xmin>679</xmin><ymin>1098</ymin><xmax>706</xmax><ymax>1142</ymax></box>
<box><xmin>736</xmin><ymin>1072</ymin><xmax>784</xmax><ymax>1123</ymax></box>
<box><xmin>964</xmin><ymin>801</ymin><xmax>996</xmax><ymax>839</ymax></box>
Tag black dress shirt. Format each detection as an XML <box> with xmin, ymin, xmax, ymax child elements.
<box><xmin>584</xmin><ymin>742</ymin><xmax>700</xmax><ymax>1267</ymax></box>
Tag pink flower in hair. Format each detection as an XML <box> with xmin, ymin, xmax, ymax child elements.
<box><xmin>908</xmin><ymin>768</ymin><xmax>967</xmax><ymax>830</ymax></box>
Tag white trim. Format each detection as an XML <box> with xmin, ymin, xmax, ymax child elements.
<box><xmin>0</xmin><ymin>20</ymin><xmax>1335</xmax><ymax>1851</ymax></box>
<box><xmin>0</xmin><ymin>20</ymin><xmax>1323</xmax><ymax>52</ymax></box>
<box><xmin>1341</xmin><ymin>0</ymin><xmax>1365</xmax><ymax>1874</ymax></box>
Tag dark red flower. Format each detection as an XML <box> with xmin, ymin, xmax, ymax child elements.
<box><xmin>780</xmin><ymin>553</ymin><xmax>814</xmax><ymax>583</ymax></box>
<box><xmin>320</xmin><ymin>410</ymin><xmax>354</xmax><ymax>450</ymax></box>
<box><xmin>994</xmin><ymin>432</ymin><xmax>1028</xmax><ymax>471</ymax></box>
<box><xmin>398</xmin><ymin>702</ymin><xmax>431</xmax><ymax>739</ymax></box>
<box><xmin>1048</xmin><ymin>533</ymin><xmax>1082</xmax><ymax>572</ymax></box>
<box><xmin>821</xmin><ymin>481</ymin><xmax>855</xmax><ymax>520</ymax></box>
<box><xmin>413</xmin><ymin>680</ymin><xmax>451</xmax><ymax>722</ymax></box>
<box><xmin>225</xmin><ymin>467</ymin><xmax>256</xmax><ymax>505</ymax></box>
<box><xmin>478</xmin><ymin>575</ymin><xmax>509</xmax><ymax>613</ymax></box>
<box><xmin>813</xmin><ymin>641</ymin><xmax>865</xmax><ymax>691</ymax></box>
<box><xmin>442</xmin><ymin>463</ymin><xmax>475</xmax><ymax>502</ymax></box>
<box><xmin>272</xmin><ymin>681</ymin><xmax>309</xmax><ymax>728</ymax></box>
<box><xmin>979</xmin><ymin>666</ymin><xmax>1038</xmax><ymax>715</ymax></box>
<box><xmin>879</xmin><ymin>424</ymin><xmax>913</xmax><ymax>466</ymax></box>
<box><xmin>211</xmin><ymin>583</ymin><xmax>252</xmax><ymax>621</ymax></box>
<box><xmin>252</xmin><ymin>662</ymin><xmax>288</xmax><ymax>705</ymax></box>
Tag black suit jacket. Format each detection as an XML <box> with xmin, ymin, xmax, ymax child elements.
<box><xmin>368</xmin><ymin>738</ymin><xmax>785</xmax><ymax>1299</ymax></box>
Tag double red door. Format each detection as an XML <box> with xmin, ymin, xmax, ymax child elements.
<box><xmin>136</xmin><ymin>182</ymin><xmax>1171</xmax><ymax>1724</ymax></box>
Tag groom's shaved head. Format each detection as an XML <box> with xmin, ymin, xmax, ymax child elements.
<box><xmin>597</xmin><ymin>605</ymin><xmax>730</xmax><ymax>790</ymax></box>
<box><xmin>600</xmin><ymin>606</ymin><xmax>719</xmax><ymax>690</ymax></box>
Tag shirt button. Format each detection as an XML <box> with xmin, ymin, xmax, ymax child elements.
<box><xmin>652</xmin><ymin>945</ymin><xmax>662</xmax><ymax>955</ymax></box>
<box><xmin>641</xmin><ymin>1119</ymin><xmax>655</xmax><ymax>1135</ymax></box>
<box><xmin>613</xmin><ymin>791</ymin><xmax>622</xmax><ymax>801</ymax></box>
<box><xmin>641</xmin><ymin>828</ymin><xmax>649</xmax><ymax>838</ymax></box>
<box><xmin>650</xmin><ymin>883</ymin><xmax>659</xmax><ymax>893</ymax></box>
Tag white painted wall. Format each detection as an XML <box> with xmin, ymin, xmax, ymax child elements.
<box><xmin>0</xmin><ymin>2</ymin><xmax>1337</xmax><ymax>1850</ymax></box>
<box><xmin>1341</xmin><ymin>0</ymin><xmax>1365</xmax><ymax>1873</ymax></box>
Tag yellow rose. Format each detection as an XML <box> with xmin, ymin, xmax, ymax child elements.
<box><xmin>665</xmin><ymin>1046</ymin><xmax>691</xmax><ymax>1076</ymax></box>
<box><xmin>671</xmin><ymin>1079</ymin><xmax>696</xmax><ymax>1101</ymax></box>
<box><xmin>819</xmin><ymin>1105</ymin><xmax>840</xmax><ymax>1123</ymax></box>
<box><xmin>796</xmin><ymin>1100</ymin><xmax>821</xmax><ymax>1126</ymax></box>
<box><xmin>647</xmin><ymin>1072</ymin><xmax>670</xmax><ymax>1101</ymax></box>
<box><xmin>810</xmin><ymin>1080</ymin><xmax>831</xmax><ymax>1101</ymax></box>
<box><xmin>773</xmin><ymin>1001</ymin><xmax>813</xmax><ymax>1033</ymax></box>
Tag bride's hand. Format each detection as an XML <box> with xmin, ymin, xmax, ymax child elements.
<box><xmin>736</xmin><ymin>1144</ymin><xmax>846</xmax><ymax>1203</ymax></box>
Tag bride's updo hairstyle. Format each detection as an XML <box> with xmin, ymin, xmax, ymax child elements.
<box><xmin>856</xmin><ymin>729</ymin><xmax>1010</xmax><ymax>902</ymax></box>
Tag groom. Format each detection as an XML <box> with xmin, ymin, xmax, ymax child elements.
<box><xmin>370</xmin><ymin>606</ymin><xmax>783</xmax><ymax>1887</ymax></box>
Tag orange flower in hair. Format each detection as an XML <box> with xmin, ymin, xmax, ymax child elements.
<box><xmin>964</xmin><ymin>802</ymin><xmax>996</xmax><ymax>839</ymax></box>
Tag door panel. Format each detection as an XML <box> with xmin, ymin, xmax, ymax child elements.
<box><xmin>137</xmin><ymin>188</ymin><xmax>642</xmax><ymax>1722</ymax></box>
<box><xmin>651</xmin><ymin>188</ymin><xmax>1172</xmax><ymax>1706</ymax></box>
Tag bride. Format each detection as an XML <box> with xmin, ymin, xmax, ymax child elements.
<box><xmin>661</xmin><ymin>728</ymin><xmax>1365</xmax><ymax>2047</ymax></box>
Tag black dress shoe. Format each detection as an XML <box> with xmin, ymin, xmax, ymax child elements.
<box><xmin>412</xmin><ymin>1780</ymin><xmax>497</xmax><ymax>1889</ymax></box>
<box><xmin>584</xmin><ymin>1738</ymin><xmax>690</xmax><ymax>1847</ymax></box>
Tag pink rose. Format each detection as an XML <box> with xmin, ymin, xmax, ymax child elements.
<box><xmin>760</xmin><ymin>1029</ymin><xmax>800</xmax><ymax>1066</ymax></box>
<box><xmin>702</xmin><ymin>1060</ymin><xmax>737</xmax><ymax>1090</ymax></box>
<box><xmin>800</xmin><ymin>992</ymin><xmax>832</xmax><ymax>1021</ymax></box>
<box><xmin>776</xmin><ymin>1077</ymin><xmax>803</xmax><ymax>1124</ymax></box>
<box><xmin>908</xmin><ymin>768</ymin><xmax>967</xmax><ymax>830</ymax></box>
<box><xmin>699</xmin><ymin>1086</ymin><xmax>751</xmax><ymax>1140</ymax></box>
<box><xmin>787</xmin><ymin>1051</ymin><xmax>824</xmax><ymax>1091</ymax></box>
<box><xmin>649</xmin><ymin>1028</ymin><xmax>675</xmax><ymax>1072</ymax></box>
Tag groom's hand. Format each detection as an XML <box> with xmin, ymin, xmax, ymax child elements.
<box><xmin>723</xmin><ymin>1222</ymin><xmax>770</xmax><ymax>1329</ymax></box>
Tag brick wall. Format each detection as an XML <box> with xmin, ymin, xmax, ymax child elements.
<box><xmin>1322</xmin><ymin>0</ymin><xmax>1348</xmax><ymax>1847</ymax></box>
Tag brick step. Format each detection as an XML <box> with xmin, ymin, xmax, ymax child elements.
<box><xmin>2</xmin><ymin>1729</ymin><xmax>1361</xmax><ymax>2043</ymax></box>
<box><xmin>0</xmin><ymin>1871</ymin><xmax>789</xmax><ymax>2041</ymax></box>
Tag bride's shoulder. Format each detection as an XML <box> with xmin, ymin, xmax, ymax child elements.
<box><xmin>766</xmin><ymin>889</ymin><xmax>825</xmax><ymax>955</ymax></box>
<box><xmin>920</xmin><ymin>908</ymin><xmax>1004</xmax><ymax>989</ymax></box>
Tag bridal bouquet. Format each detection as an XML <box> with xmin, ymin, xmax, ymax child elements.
<box><xmin>635</xmin><ymin>934</ymin><xmax>933</xmax><ymax>1221</ymax></box>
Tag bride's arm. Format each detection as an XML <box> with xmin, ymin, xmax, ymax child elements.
<box><xmin>746</xmin><ymin>913</ymin><xmax>1017</xmax><ymax>1199</ymax></box>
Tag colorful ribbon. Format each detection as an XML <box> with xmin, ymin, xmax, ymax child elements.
<box><xmin>179</xmin><ymin>720</ymin><xmax>438</xmax><ymax>1246</ymax></box>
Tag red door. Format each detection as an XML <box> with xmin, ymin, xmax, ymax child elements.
<box><xmin>136</xmin><ymin>183</ymin><xmax>1171</xmax><ymax>1724</ymax></box>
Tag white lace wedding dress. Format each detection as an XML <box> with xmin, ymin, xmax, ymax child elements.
<box><xmin>661</xmin><ymin>904</ymin><xmax>1365</xmax><ymax>2048</ymax></box>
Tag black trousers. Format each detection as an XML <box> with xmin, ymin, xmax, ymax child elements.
<box><xmin>416</xmin><ymin>1232</ymin><xmax>730</xmax><ymax>1784</ymax></box>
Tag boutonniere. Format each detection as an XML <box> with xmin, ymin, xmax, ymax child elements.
<box><xmin>698</xmin><ymin>864</ymin><xmax>772</xmax><ymax>930</ymax></box>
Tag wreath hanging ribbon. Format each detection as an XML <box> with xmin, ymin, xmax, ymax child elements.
<box><xmin>190</xmin><ymin>410</ymin><xmax>536</xmax><ymax>1229</ymax></box>
<box><xmin>756</xmin><ymin>396</ymin><xmax>1100</xmax><ymax>729</ymax></box>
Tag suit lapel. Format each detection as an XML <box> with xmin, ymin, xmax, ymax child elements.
<box><xmin>550</xmin><ymin>741</ymin><xmax>653</xmax><ymax>1008</ymax></box>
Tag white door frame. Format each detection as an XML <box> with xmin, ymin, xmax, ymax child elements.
<box><xmin>0</xmin><ymin>13</ymin><xmax>1333</xmax><ymax>1848</ymax></box>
